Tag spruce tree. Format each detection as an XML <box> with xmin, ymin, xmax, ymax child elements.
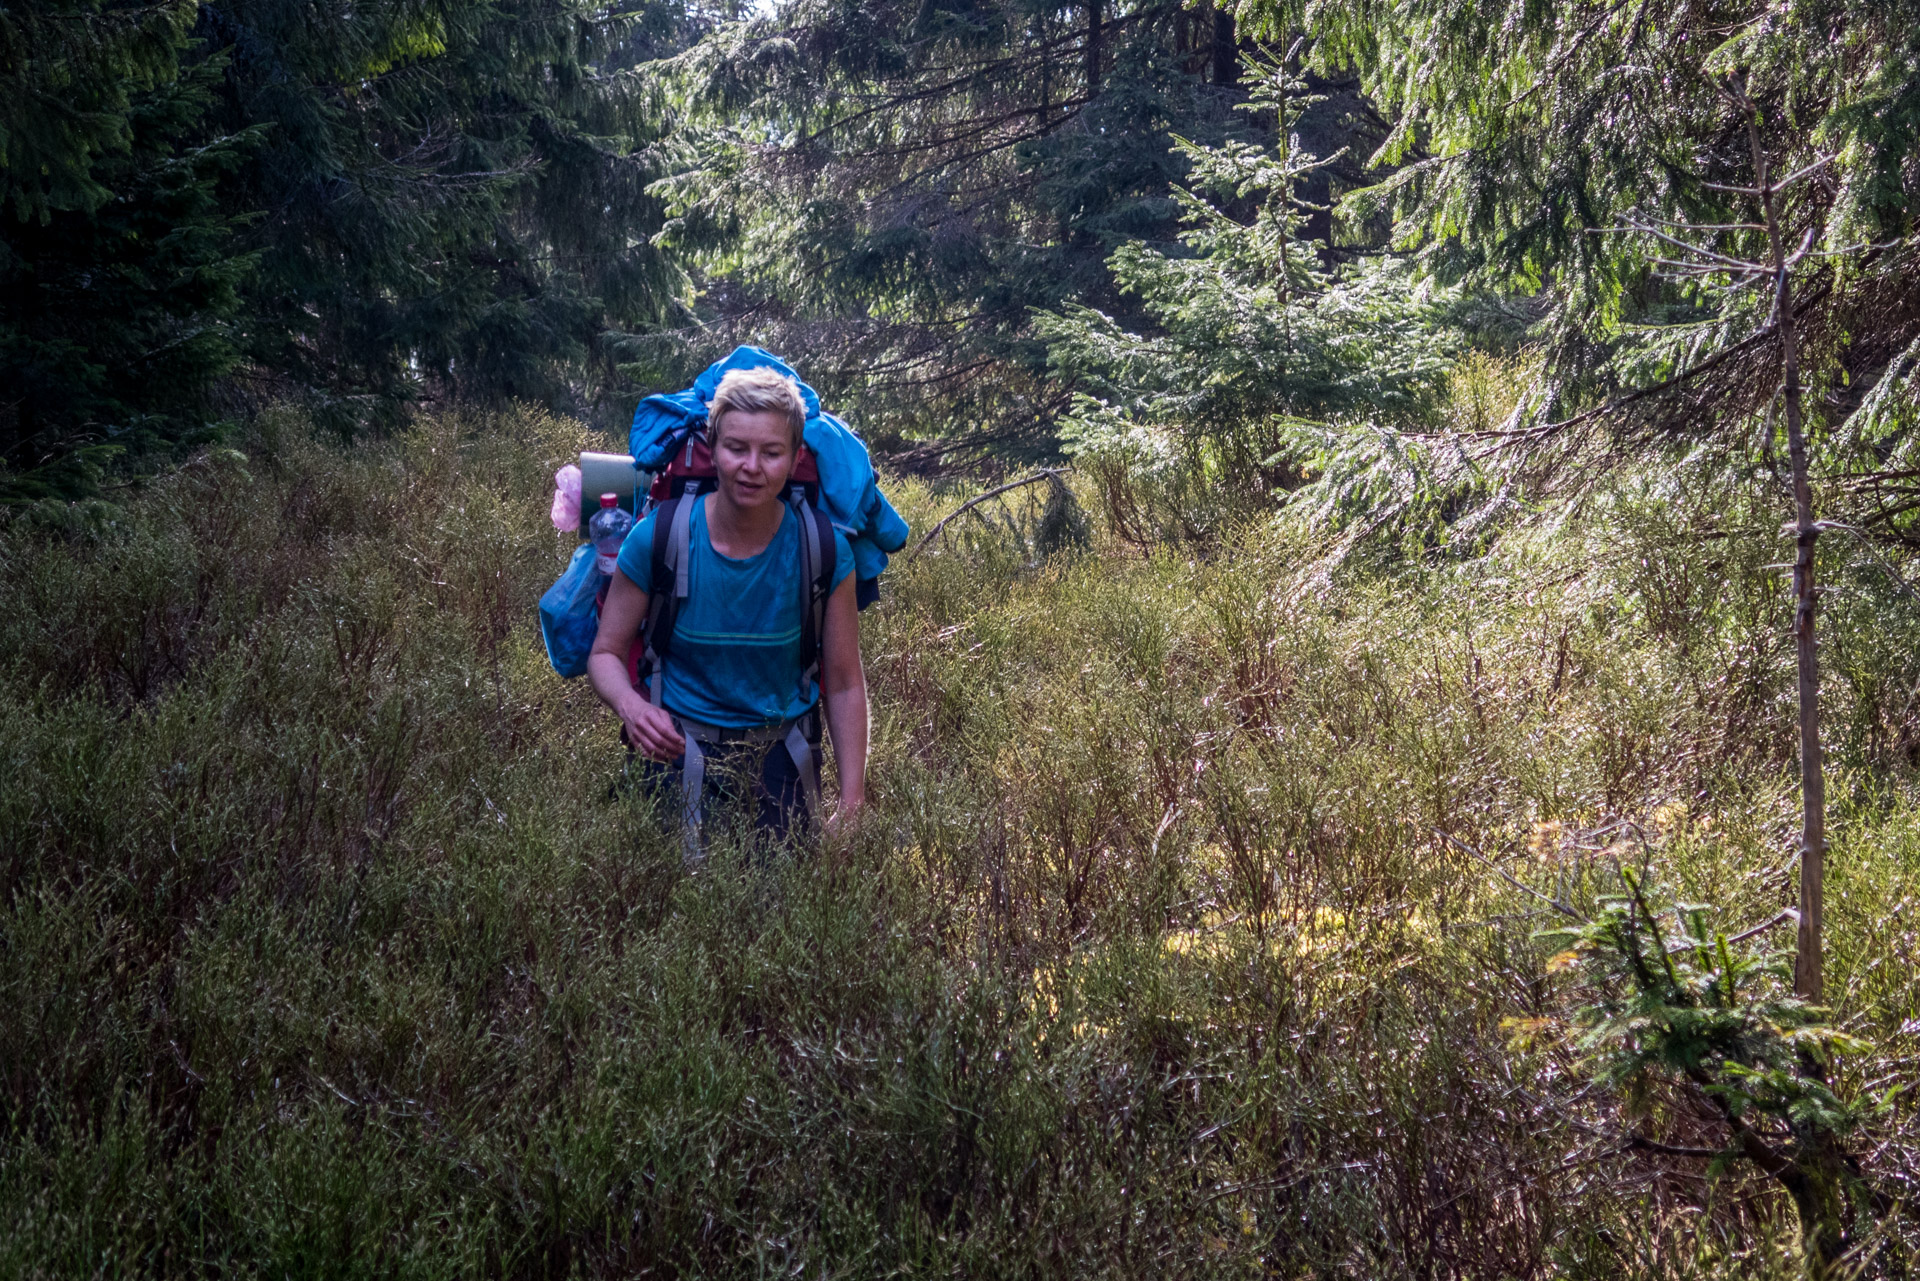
<box><xmin>1035</xmin><ymin>56</ymin><xmax>1460</xmax><ymax>537</ymax></box>
<box><xmin>1</xmin><ymin>3</ymin><xmax>258</xmax><ymax>501</ymax></box>
<box><xmin>196</xmin><ymin>0</ymin><xmax>693</xmax><ymax>433</ymax></box>
<box><xmin>4</xmin><ymin>0</ymin><xmax>700</xmax><ymax>497</ymax></box>
<box><xmin>658</xmin><ymin>0</ymin><xmax>1278</xmax><ymax>456</ymax></box>
<box><xmin>1245</xmin><ymin>0</ymin><xmax>1920</xmax><ymax>449</ymax></box>
<box><xmin>0</xmin><ymin>0</ymin><xmax>200</xmax><ymax>221</ymax></box>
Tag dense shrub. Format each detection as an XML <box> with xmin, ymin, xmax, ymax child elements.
<box><xmin>0</xmin><ymin>408</ymin><xmax>1914</xmax><ymax>1276</ymax></box>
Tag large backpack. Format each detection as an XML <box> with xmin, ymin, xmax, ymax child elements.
<box><xmin>615</xmin><ymin>426</ymin><xmax>839</xmax><ymax>715</ymax></box>
<box><xmin>538</xmin><ymin>346</ymin><xmax>904</xmax><ymax>683</ymax></box>
<box><xmin>629</xmin><ymin>346</ymin><xmax>909</xmax><ymax>608</ymax></box>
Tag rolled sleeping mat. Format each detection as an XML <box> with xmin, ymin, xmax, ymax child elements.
<box><xmin>578</xmin><ymin>452</ymin><xmax>650</xmax><ymax>534</ymax></box>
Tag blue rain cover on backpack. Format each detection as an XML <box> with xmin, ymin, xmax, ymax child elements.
<box><xmin>538</xmin><ymin>543</ymin><xmax>603</xmax><ymax>679</ymax></box>
<box><xmin>629</xmin><ymin>346</ymin><xmax>911</xmax><ymax>600</ymax></box>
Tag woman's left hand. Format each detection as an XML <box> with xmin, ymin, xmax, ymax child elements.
<box><xmin>825</xmin><ymin>792</ymin><xmax>865</xmax><ymax>836</ymax></box>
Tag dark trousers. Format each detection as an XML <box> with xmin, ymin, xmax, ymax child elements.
<box><xmin>625</xmin><ymin>722</ymin><xmax>820</xmax><ymax>847</ymax></box>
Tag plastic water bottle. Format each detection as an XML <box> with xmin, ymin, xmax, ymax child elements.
<box><xmin>588</xmin><ymin>493</ymin><xmax>635</xmax><ymax>578</ymax></box>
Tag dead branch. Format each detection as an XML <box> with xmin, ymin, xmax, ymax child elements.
<box><xmin>904</xmin><ymin>468</ymin><xmax>1071</xmax><ymax>562</ymax></box>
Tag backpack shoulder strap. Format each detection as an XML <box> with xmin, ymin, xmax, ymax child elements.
<box><xmin>792</xmin><ymin>495</ymin><xmax>837</xmax><ymax>705</ymax></box>
<box><xmin>811</xmin><ymin>504</ymin><xmax>837</xmax><ymax>601</ymax></box>
<box><xmin>637</xmin><ymin>493</ymin><xmax>698</xmax><ymax>706</ymax></box>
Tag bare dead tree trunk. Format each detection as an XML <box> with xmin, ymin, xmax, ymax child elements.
<box><xmin>1739</xmin><ymin>87</ymin><xmax>1826</xmax><ymax>1007</ymax></box>
<box><xmin>1211</xmin><ymin>6</ymin><xmax>1237</xmax><ymax>87</ymax></box>
<box><xmin>1616</xmin><ymin>81</ymin><xmax>1854</xmax><ymax>1276</ymax></box>
<box><xmin>1039</xmin><ymin>12</ymin><xmax>1052</xmax><ymax>128</ymax></box>
<box><xmin>1085</xmin><ymin>0</ymin><xmax>1102</xmax><ymax>97</ymax></box>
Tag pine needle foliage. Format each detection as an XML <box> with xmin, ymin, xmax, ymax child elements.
<box><xmin>1224</xmin><ymin>0</ymin><xmax>1920</xmax><ymax>502</ymax></box>
<box><xmin>197</xmin><ymin>0</ymin><xmax>694</xmax><ymax>430</ymax></box>
<box><xmin>1020</xmin><ymin>0</ymin><xmax>1920</xmax><ymax>564</ymax></box>
<box><xmin>0</xmin><ymin>0</ymin><xmax>202</xmax><ymax>221</ymax></box>
<box><xmin>2</xmin><ymin>0</ymin><xmax>699</xmax><ymax>499</ymax></box>
<box><xmin>1034</xmin><ymin>57</ymin><xmax>1465</xmax><ymax>547</ymax></box>
<box><xmin>1538</xmin><ymin>867</ymin><xmax>1893</xmax><ymax>1272</ymax></box>
<box><xmin>653</xmin><ymin>0</ymin><xmax>1316</xmax><ymax>457</ymax></box>
<box><xmin>1552</xmin><ymin>886</ymin><xmax>1855</xmax><ymax>1123</ymax></box>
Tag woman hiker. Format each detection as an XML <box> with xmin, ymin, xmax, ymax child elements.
<box><xmin>587</xmin><ymin>367</ymin><xmax>867</xmax><ymax>853</ymax></box>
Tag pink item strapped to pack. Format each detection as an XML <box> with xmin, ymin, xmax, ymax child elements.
<box><xmin>549</xmin><ymin>464</ymin><xmax>582</xmax><ymax>532</ymax></box>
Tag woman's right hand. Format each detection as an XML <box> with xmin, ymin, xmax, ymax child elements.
<box><xmin>620</xmin><ymin>695</ymin><xmax>686</xmax><ymax>761</ymax></box>
<box><xmin>589</xmin><ymin>571</ymin><xmax>684</xmax><ymax>760</ymax></box>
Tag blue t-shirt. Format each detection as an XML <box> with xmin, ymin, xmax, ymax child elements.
<box><xmin>617</xmin><ymin>497</ymin><xmax>854</xmax><ymax>728</ymax></box>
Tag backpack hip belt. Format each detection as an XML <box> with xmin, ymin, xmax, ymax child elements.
<box><xmin>670</xmin><ymin>711</ymin><xmax>823</xmax><ymax>852</ymax></box>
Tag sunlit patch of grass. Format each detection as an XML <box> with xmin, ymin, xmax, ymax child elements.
<box><xmin>1445</xmin><ymin>349</ymin><xmax>1535</xmax><ymax>433</ymax></box>
<box><xmin>1160</xmin><ymin>903</ymin><xmax>1369</xmax><ymax>963</ymax></box>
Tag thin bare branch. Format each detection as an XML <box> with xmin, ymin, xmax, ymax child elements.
<box><xmin>1772</xmin><ymin>153</ymin><xmax>1838</xmax><ymax>191</ymax></box>
<box><xmin>1600</xmin><ymin>222</ymin><xmax>1764</xmax><ymax>270</ymax></box>
<box><xmin>1726</xmin><ymin>908</ymin><xmax>1796</xmax><ymax>946</ymax></box>
<box><xmin>1434</xmin><ymin>830</ymin><xmax>1583</xmax><ymax>918</ymax></box>
<box><xmin>904</xmin><ymin>468</ymin><xmax>1071</xmax><ymax>562</ymax></box>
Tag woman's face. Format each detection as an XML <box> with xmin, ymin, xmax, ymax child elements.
<box><xmin>712</xmin><ymin>409</ymin><xmax>797</xmax><ymax>513</ymax></box>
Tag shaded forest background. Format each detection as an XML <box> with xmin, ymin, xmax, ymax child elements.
<box><xmin>6</xmin><ymin>0</ymin><xmax>1920</xmax><ymax>1274</ymax></box>
<box><xmin>7</xmin><ymin>0</ymin><xmax>1920</xmax><ymax>526</ymax></box>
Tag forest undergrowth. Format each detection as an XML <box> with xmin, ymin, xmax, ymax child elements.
<box><xmin>2</xmin><ymin>405</ymin><xmax>1917</xmax><ymax>1278</ymax></box>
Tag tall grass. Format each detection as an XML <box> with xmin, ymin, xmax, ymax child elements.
<box><xmin>1</xmin><ymin>406</ymin><xmax>1915</xmax><ymax>1276</ymax></box>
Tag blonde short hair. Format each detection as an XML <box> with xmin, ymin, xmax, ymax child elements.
<box><xmin>709</xmin><ymin>368</ymin><xmax>806</xmax><ymax>446</ymax></box>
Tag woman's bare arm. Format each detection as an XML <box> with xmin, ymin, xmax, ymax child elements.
<box><xmin>587</xmin><ymin>570</ymin><xmax>685</xmax><ymax>760</ymax></box>
<box><xmin>819</xmin><ymin>573</ymin><xmax>867</xmax><ymax>822</ymax></box>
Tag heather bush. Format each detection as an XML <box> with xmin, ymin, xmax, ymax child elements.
<box><xmin>1</xmin><ymin>407</ymin><xmax>1914</xmax><ymax>1276</ymax></box>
